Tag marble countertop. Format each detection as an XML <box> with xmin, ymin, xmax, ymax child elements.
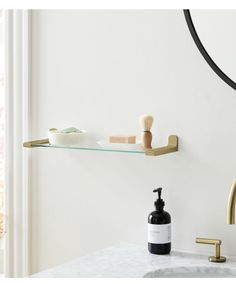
<box><xmin>31</xmin><ymin>243</ymin><xmax>236</xmax><ymax>278</ymax></box>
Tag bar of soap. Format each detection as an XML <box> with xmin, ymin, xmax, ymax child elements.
<box><xmin>109</xmin><ymin>135</ymin><xmax>136</xmax><ymax>144</ymax></box>
<box><xmin>60</xmin><ymin>127</ymin><xmax>82</xmax><ymax>133</ymax></box>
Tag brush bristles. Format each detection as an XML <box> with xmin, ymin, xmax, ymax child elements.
<box><xmin>139</xmin><ymin>115</ymin><xmax>154</xmax><ymax>131</ymax></box>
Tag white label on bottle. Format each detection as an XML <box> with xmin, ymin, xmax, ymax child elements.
<box><xmin>148</xmin><ymin>223</ymin><xmax>171</xmax><ymax>244</ymax></box>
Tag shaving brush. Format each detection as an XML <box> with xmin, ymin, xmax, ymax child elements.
<box><xmin>139</xmin><ymin>115</ymin><xmax>154</xmax><ymax>149</ymax></box>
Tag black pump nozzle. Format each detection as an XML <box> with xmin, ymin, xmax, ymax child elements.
<box><xmin>153</xmin><ymin>187</ymin><xmax>165</xmax><ymax>211</ymax></box>
<box><xmin>153</xmin><ymin>187</ymin><xmax>162</xmax><ymax>199</ymax></box>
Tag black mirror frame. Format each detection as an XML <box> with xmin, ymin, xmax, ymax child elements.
<box><xmin>183</xmin><ymin>9</ymin><xmax>236</xmax><ymax>91</ymax></box>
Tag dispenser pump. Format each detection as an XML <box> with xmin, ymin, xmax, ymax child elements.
<box><xmin>153</xmin><ymin>187</ymin><xmax>165</xmax><ymax>211</ymax></box>
<box><xmin>148</xmin><ymin>187</ymin><xmax>171</xmax><ymax>255</ymax></box>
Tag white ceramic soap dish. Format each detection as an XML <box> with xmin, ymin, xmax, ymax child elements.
<box><xmin>48</xmin><ymin>128</ymin><xmax>87</xmax><ymax>146</ymax></box>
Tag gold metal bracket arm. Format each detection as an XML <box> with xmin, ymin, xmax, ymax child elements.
<box><xmin>196</xmin><ymin>237</ymin><xmax>226</xmax><ymax>263</ymax></box>
<box><xmin>23</xmin><ymin>138</ymin><xmax>49</xmax><ymax>148</ymax></box>
<box><xmin>145</xmin><ymin>135</ymin><xmax>178</xmax><ymax>156</ymax></box>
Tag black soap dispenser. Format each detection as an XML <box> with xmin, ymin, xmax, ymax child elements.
<box><xmin>148</xmin><ymin>187</ymin><xmax>171</xmax><ymax>254</ymax></box>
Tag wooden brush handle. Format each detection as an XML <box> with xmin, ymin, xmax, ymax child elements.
<box><xmin>142</xmin><ymin>131</ymin><xmax>152</xmax><ymax>149</ymax></box>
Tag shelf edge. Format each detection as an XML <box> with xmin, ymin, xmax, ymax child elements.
<box><xmin>23</xmin><ymin>135</ymin><xmax>179</xmax><ymax>157</ymax></box>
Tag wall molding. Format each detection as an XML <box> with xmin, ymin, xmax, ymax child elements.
<box><xmin>4</xmin><ymin>10</ymin><xmax>31</xmax><ymax>277</ymax></box>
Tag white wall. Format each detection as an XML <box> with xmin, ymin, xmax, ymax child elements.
<box><xmin>31</xmin><ymin>10</ymin><xmax>236</xmax><ymax>274</ymax></box>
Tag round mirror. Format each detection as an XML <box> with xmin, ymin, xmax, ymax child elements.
<box><xmin>184</xmin><ymin>10</ymin><xmax>236</xmax><ymax>90</ymax></box>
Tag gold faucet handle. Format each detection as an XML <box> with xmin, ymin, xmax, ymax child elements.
<box><xmin>196</xmin><ymin>237</ymin><xmax>226</xmax><ymax>263</ymax></box>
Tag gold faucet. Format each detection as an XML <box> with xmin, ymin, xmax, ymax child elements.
<box><xmin>196</xmin><ymin>237</ymin><xmax>226</xmax><ymax>262</ymax></box>
<box><xmin>227</xmin><ymin>179</ymin><xmax>236</xmax><ymax>224</ymax></box>
<box><xmin>194</xmin><ymin>180</ymin><xmax>236</xmax><ymax>263</ymax></box>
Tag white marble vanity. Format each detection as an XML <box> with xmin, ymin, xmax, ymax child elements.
<box><xmin>31</xmin><ymin>243</ymin><xmax>236</xmax><ymax>278</ymax></box>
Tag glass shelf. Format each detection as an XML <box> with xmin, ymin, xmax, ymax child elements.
<box><xmin>23</xmin><ymin>135</ymin><xmax>179</xmax><ymax>156</ymax></box>
<box><xmin>31</xmin><ymin>142</ymin><xmax>145</xmax><ymax>154</ymax></box>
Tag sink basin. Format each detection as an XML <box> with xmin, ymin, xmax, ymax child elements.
<box><xmin>144</xmin><ymin>266</ymin><xmax>236</xmax><ymax>278</ymax></box>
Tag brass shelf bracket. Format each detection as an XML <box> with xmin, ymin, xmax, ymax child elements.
<box><xmin>23</xmin><ymin>138</ymin><xmax>49</xmax><ymax>148</ymax></box>
<box><xmin>145</xmin><ymin>135</ymin><xmax>178</xmax><ymax>156</ymax></box>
